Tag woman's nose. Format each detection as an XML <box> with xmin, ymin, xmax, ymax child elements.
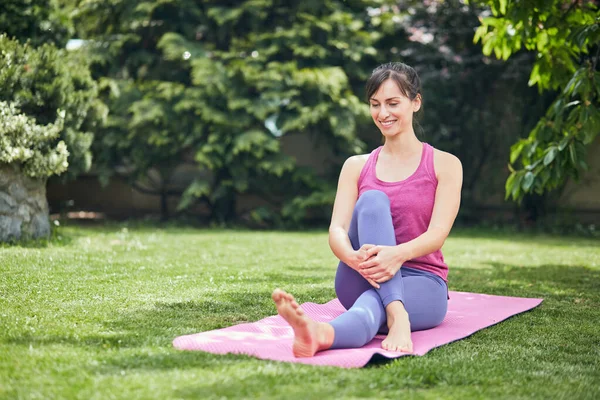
<box><xmin>379</xmin><ymin>105</ymin><xmax>389</xmax><ymax>118</ymax></box>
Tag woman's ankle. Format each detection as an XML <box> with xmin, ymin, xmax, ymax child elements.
<box><xmin>385</xmin><ymin>301</ymin><xmax>408</xmax><ymax>325</ymax></box>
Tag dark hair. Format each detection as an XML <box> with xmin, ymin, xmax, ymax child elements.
<box><xmin>366</xmin><ymin>62</ymin><xmax>424</xmax><ymax>134</ymax></box>
<box><xmin>366</xmin><ymin>62</ymin><xmax>421</xmax><ymax>103</ymax></box>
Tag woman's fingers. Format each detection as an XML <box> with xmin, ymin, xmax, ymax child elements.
<box><xmin>374</xmin><ymin>274</ymin><xmax>393</xmax><ymax>283</ymax></box>
<box><xmin>366</xmin><ymin>246</ymin><xmax>381</xmax><ymax>257</ymax></box>
<box><xmin>359</xmin><ymin>257</ymin><xmax>379</xmax><ymax>269</ymax></box>
<box><xmin>366</xmin><ymin>278</ymin><xmax>380</xmax><ymax>289</ymax></box>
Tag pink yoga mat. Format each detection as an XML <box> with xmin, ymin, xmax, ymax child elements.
<box><xmin>173</xmin><ymin>291</ymin><xmax>543</xmax><ymax>368</ymax></box>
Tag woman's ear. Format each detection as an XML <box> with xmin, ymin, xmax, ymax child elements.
<box><xmin>413</xmin><ymin>94</ymin><xmax>422</xmax><ymax>112</ymax></box>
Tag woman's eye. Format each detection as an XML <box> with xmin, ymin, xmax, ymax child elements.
<box><xmin>389</xmin><ymin>103</ymin><xmax>398</xmax><ymax>106</ymax></box>
<box><xmin>370</xmin><ymin>104</ymin><xmax>379</xmax><ymax>108</ymax></box>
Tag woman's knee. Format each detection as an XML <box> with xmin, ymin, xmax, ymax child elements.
<box><xmin>356</xmin><ymin>190</ymin><xmax>391</xmax><ymax>216</ymax></box>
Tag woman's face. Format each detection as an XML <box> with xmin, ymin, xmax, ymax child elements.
<box><xmin>369</xmin><ymin>79</ymin><xmax>420</xmax><ymax>138</ymax></box>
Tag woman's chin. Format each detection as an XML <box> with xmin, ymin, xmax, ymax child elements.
<box><xmin>380</xmin><ymin>129</ymin><xmax>400</xmax><ymax>138</ymax></box>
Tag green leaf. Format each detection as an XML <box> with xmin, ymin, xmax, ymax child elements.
<box><xmin>510</xmin><ymin>140</ymin><xmax>526</xmax><ymax>164</ymax></box>
<box><xmin>543</xmin><ymin>146</ymin><xmax>558</xmax><ymax>166</ymax></box>
<box><xmin>558</xmin><ymin>136</ymin><xmax>570</xmax><ymax>151</ymax></box>
<box><xmin>511</xmin><ymin>173</ymin><xmax>523</xmax><ymax>200</ymax></box>
<box><xmin>569</xmin><ymin>142</ymin><xmax>577</xmax><ymax>165</ymax></box>
<box><xmin>522</xmin><ymin>171</ymin><xmax>535</xmax><ymax>191</ymax></box>
<box><xmin>499</xmin><ymin>0</ymin><xmax>507</xmax><ymax>14</ymax></box>
<box><xmin>505</xmin><ymin>172</ymin><xmax>516</xmax><ymax>200</ymax></box>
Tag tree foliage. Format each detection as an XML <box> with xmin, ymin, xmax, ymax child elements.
<box><xmin>0</xmin><ymin>34</ymin><xmax>106</xmax><ymax>180</ymax></box>
<box><xmin>472</xmin><ymin>0</ymin><xmax>600</xmax><ymax>202</ymax></box>
<box><xmin>0</xmin><ymin>101</ymin><xmax>69</xmax><ymax>178</ymax></box>
<box><xmin>70</xmin><ymin>0</ymin><xmax>397</xmax><ymax>222</ymax></box>
<box><xmin>0</xmin><ymin>0</ymin><xmax>73</xmax><ymax>47</ymax></box>
<box><xmin>385</xmin><ymin>1</ymin><xmax>545</xmax><ymax>216</ymax></box>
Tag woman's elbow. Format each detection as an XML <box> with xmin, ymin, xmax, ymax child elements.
<box><xmin>430</xmin><ymin>227</ymin><xmax>450</xmax><ymax>250</ymax></box>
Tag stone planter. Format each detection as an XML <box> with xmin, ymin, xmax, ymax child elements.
<box><xmin>0</xmin><ymin>164</ymin><xmax>51</xmax><ymax>242</ymax></box>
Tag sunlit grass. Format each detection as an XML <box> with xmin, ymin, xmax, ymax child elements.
<box><xmin>1</xmin><ymin>224</ymin><xmax>599</xmax><ymax>399</ymax></box>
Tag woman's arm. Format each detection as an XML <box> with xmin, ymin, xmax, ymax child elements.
<box><xmin>395</xmin><ymin>150</ymin><xmax>463</xmax><ymax>260</ymax></box>
<box><xmin>328</xmin><ymin>155</ymin><xmax>371</xmax><ymax>269</ymax></box>
<box><xmin>360</xmin><ymin>151</ymin><xmax>463</xmax><ymax>282</ymax></box>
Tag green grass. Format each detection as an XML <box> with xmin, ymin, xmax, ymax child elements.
<box><xmin>1</xmin><ymin>224</ymin><xmax>599</xmax><ymax>399</ymax></box>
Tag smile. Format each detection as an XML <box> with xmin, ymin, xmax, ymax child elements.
<box><xmin>379</xmin><ymin>120</ymin><xmax>397</xmax><ymax>127</ymax></box>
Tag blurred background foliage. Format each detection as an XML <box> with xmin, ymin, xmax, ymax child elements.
<box><xmin>472</xmin><ymin>0</ymin><xmax>599</xmax><ymax>203</ymax></box>
<box><xmin>1</xmin><ymin>0</ymin><xmax>598</xmax><ymax>228</ymax></box>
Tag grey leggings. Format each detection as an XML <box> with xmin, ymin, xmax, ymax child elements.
<box><xmin>329</xmin><ymin>190</ymin><xmax>448</xmax><ymax>349</ymax></box>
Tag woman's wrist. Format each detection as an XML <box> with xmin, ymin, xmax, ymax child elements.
<box><xmin>395</xmin><ymin>244</ymin><xmax>411</xmax><ymax>263</ymax></box>
<box><xmin>338</xmin><ymin>248</ymin><xmax>357</xmax><ymax>268</ymax></box>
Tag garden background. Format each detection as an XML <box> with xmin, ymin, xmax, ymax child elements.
<box><xmin>1</xmin><ymin>1</ymin><xmax>599</xmax><ymax>399</ymax></box>
<box><xmin>1</xmin><ymin>0</ymin><xmax>599</xmax><ymax>236</ymax></box>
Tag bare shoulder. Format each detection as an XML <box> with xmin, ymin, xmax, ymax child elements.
<box><xmin>432</xmin><ymin>148</ymin><xmax>462</xmax><ymax>180</ymax></box>
<box><xmin>346</xmin><ymin>153</ymin><xmax>370</xmax><ymax>168</ymax></box>
<box><xmin>342</xmin><ymin>154</ymin><xmax>369</xmax><ymax>174</ymax></box>
<box><xmin>338</xmin><ymin>153</ymin><xmax>370</xmax><ymax>183</ymax></box>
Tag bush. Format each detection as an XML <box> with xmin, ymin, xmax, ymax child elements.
<box><xmin>0</xmin><ymin>101</ymin><xmax>68</xmax><ymax>178</ymax></box>
<box><xmin>0</xmin><ymin>34</ymin><xmax>106</xmax><ymax>180</ymax></box>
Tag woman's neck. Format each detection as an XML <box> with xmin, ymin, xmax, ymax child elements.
<box><xmin>381</xmin><ymin>131</ymin><xmax>422</xmax><ymax>158</ymax></box>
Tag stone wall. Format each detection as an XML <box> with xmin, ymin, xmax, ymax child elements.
<box><xmin>0</xmin><ymin>164</ymin><xmax>50</xmax><ymax>241</ymax></box>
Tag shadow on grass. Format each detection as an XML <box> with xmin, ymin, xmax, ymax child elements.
<box><xmin>0</xmin><ymin>226</ymin><xmax>80</xmax><ymax>248</ymax></box>
<box><xmin>449</xmin><ymin>227</ymin><xmax>600</xmax><ymax>248</ymax></box>
<box><xmin>96</xmin><ymin>351</ymin><xmax>255</xmax><ymax>374</ymax></box>
<box><xmin>451</xmin><ymin>262</ymin><xmax>600</xmax><ymax>299</ymax></box>
<box><xmin>5</xmin><ymin>333</ymin><xmax>147</xmax><ymax>349</ymax></box>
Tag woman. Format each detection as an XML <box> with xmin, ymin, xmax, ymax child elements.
<box><xmin>272</xmin><ymin>62</ymin><xmax>463</xmax><ymax>357</ymax></box>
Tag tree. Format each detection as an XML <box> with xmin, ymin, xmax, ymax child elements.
<box><xmin>471</xmin><ymin>0</ymin><xmax>600</xmax><ymax>202</ymax></box>
<box><xmin>0</xmin><ymin>33</ymin><xmax>103</xmax><ymax>240</ymax></box>
<box><xmin>0</xmin><ymin>0</ymin><xmax>73</xmax><ymax>47</ymax></box>
<box><xmin>0</xmin><ymin>35</ymin><xmax>106</xmax><ymax>181</ymax></box>
<box><xmin>0</xmin><ymin>100</ymin><xmax>67</xmax><ymax>241</ymax></box>
<box><xmin>70</xmin><ymin>0</ymin><xmax>398</xmax><ymax>222</ymax></box>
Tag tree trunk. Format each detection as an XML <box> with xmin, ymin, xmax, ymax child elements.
<box><xmin>160</xmin><ymin>189</ymin><xmax>169</xmax><ymax>221</ymax></box>
<box><xmin>0</xmin><ymin>164</ymin><xmax>51</xmax><ymax>242</ymax></box>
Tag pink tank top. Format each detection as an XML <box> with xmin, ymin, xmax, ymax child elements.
<box><xmin>357</xmin><ymin>143</ymin><xmax>448</xmax><ymax>281</ymax></box>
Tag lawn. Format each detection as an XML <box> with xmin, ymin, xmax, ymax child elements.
<box><xmin>1</xmin><ymin>224</ymin><xmax>599</xmax><ymax>399</ymax></box>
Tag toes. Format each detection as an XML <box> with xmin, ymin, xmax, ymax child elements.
<box><xmin>272</xmin><ymin>289</ymin><xmax>296</xmax><ymax>305</ymax></box>
<box><xmin>272</xmin><ymin>289</ymin><xmax>283</xmax><ymax>302</ymax></box>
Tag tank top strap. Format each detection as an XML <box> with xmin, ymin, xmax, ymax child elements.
<box><xmin>421</xmin><ymin>142</ymin><xmax>437</xmax><ymax>182</ymax></box>
<box><xmin>358</xmin><ymin>146</ymin><xmax>382</xmax><ymax>187</ymax></box>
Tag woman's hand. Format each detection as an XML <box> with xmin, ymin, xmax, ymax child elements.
<box><xmin>346</xmin><ymin>244</ymin><xmax>380</xmax><ymax>288</ymax></box>
<box><xmin>359</xmin><ymin>245</ymin><xmax>407</xmax><ymax>283</ymax></box>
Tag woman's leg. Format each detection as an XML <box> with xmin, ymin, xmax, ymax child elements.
<box><xmin>272</xmin><ymin>271</ymin><xmax>447</xmax><ymax>356</ymax></box>
<box><xmin>334</xmin><ymin>190</ymin><xmax>396</xmax><ymax>310</ymax></box>
<box><xmin>330</xmin><ymin>190</ymin><xmax>396</xmax><ymax>348</ymax></box>
<box><xmin>378</xmin><ymin>268</ymin><xmax>447</xmax><ymax>351</ymax></box>
<box><xmin>330</xmin><ymin>190</ymin><xmax>447</xmax><ymax>350</ymax></box>
<box><xmin>329</xmin><ymin>268</ymin><xmax>447</xmax><ymax>350</ymax></box>
<box><xmin>272</xmin><ymin>190</ymin><xmax>447</xmax><ymax>355</ymax></box>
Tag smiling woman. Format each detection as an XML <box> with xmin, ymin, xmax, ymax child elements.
<box><xmin>366</xmin><ymin>62</ymin><xmax>422</xmax><ymax>140</ymax></box>
<box><xmin>272</xmin><ymin>62</ymin><xmax>464</xmax><ymax>357</ymax></box>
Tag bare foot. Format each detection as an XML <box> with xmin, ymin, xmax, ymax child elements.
<box><xmin>381</xmin><ymin>301</ymin><xmax>413</xmax><ymax>353</ymax></box>
<box><xmin>272</xmin><ymin>288</ymin><xmax>334</xmax><ymax>357</ymax></box>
